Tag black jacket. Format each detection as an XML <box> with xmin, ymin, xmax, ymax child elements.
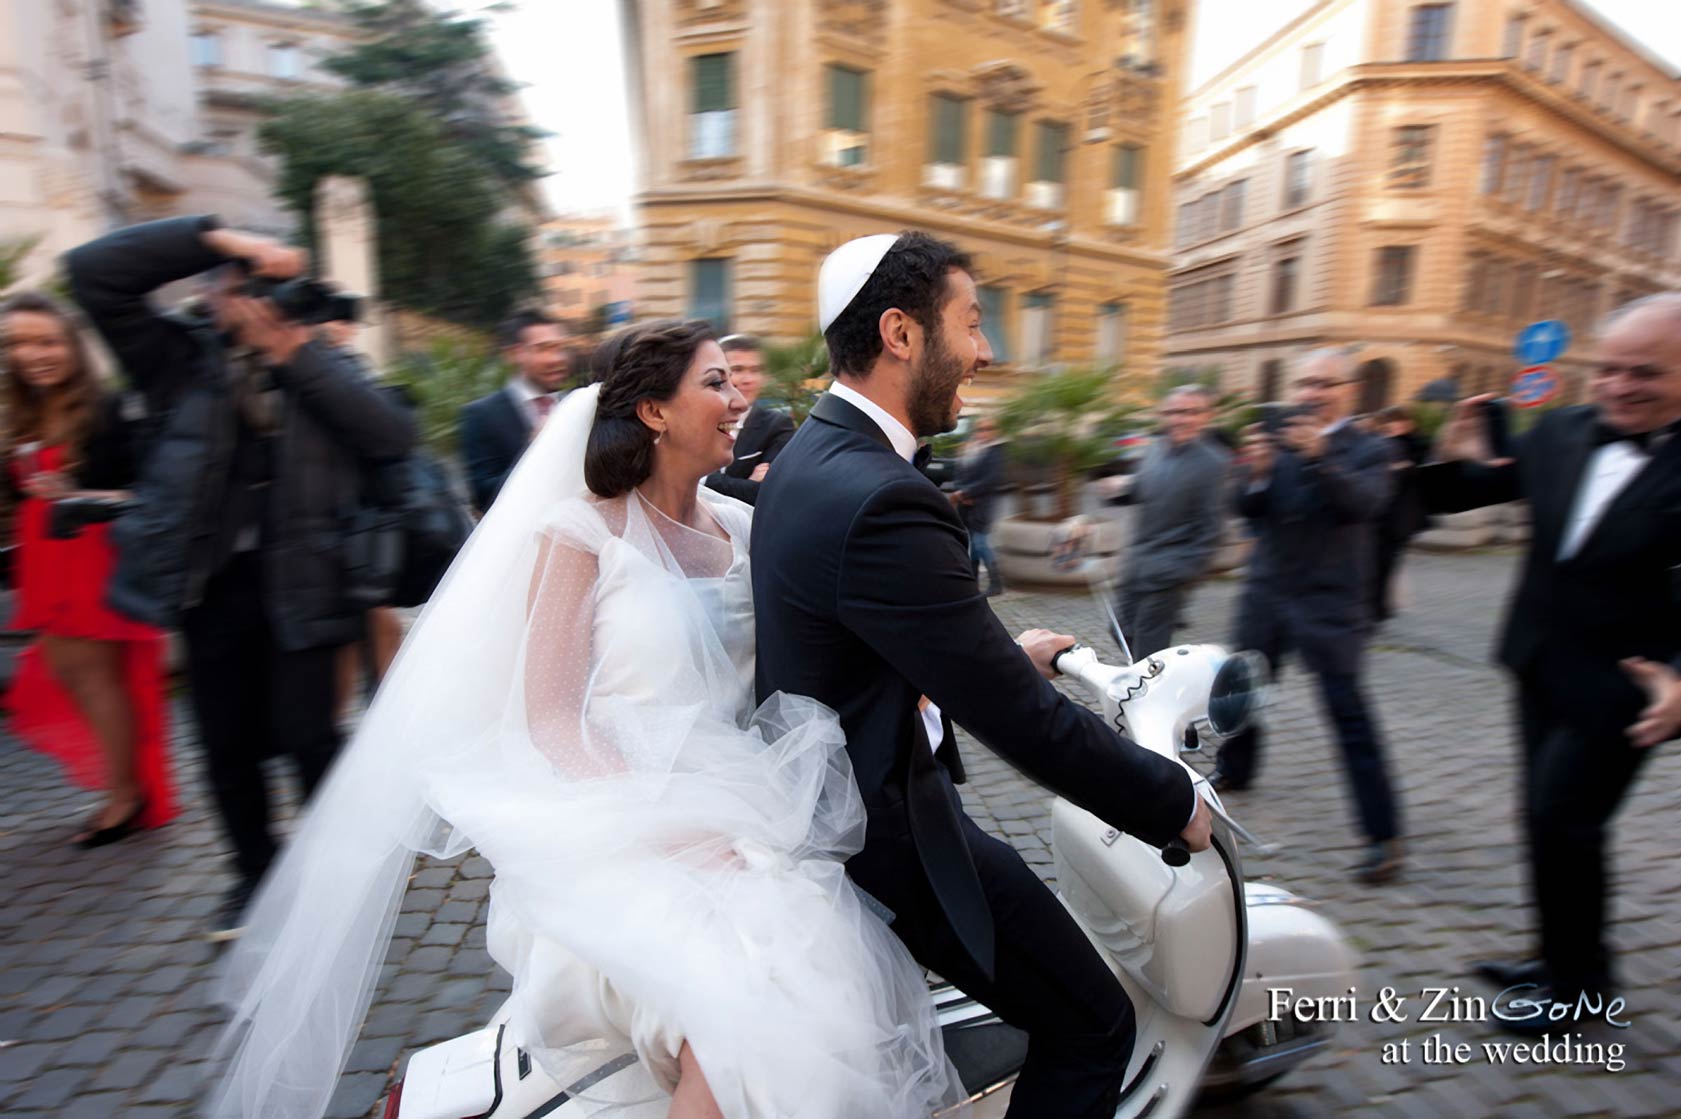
<box><xmin>1233</xmin><ymin>423</ymin><xmax>1393</xmax><ymax>673</ymax></box>
<box><xmin>459</xmin><ymin>387</ymin><xmax>531</xmax><ymax>515</ymax></box>
<box><xmin>1416</xmin><ymin>406</ymin><xmax>1681</xmax><ymax>740</ymax></box>
<box><xmin>752</xmin><ymin>392</ymin><xmax>1195</xmax><ymax>977</ymax></box>
<box><xmin>952</xmin><ymin>440</ymin><xmax>1007</xmax><ymax>534</ymax></box>
<box><xmin>66</xmin><ymin>216</ymin><xmax>416</xmax><ymax>651</ymax></box>
<box><xmin>703</xmin><ymin>404</ymin><xmax>796</xmax><ymax>506</ymax></box>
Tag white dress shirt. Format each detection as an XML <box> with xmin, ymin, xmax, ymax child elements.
<box><xmin>505</xmin><ymin>377</ymin><xmax>559</xmax><ymax>429</ymax></box>
<box><xmin>827</xmin><ymin>382</ymin><xmax>945</xmax><ymax>755</ymax></box>
<box><xmin>1558</xmin><ymin>441</ymin><xmax>1652</xmax><ymax>561</ymax></box>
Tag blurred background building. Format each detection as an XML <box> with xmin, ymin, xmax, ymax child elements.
<box><xmin>539</xmin><ymin>214</ymin><xmax>640</xmax><ymax>331</ymax></box>
<box><xmin>0</xmin><ymin>0</ymin><xmax>362</xmax><ymax>284</ymax></box>
<box><xmin>620</xmin><ymin>0</ymin><xmax>1188</xmax><ymax>404</ymax></box>
<box><xmin>1165</xmin><ymin>0</ymin><xmax>1681</xmax><ymax>408</ymax></box>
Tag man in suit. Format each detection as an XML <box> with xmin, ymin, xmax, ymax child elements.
<box><xmin>1108</xmin><ymin>385</ymin><xmax>1231</xmax><ymax>658</ymax></box>
<box><xmin>754</xmin><ymin>232</ymin><xmax>1211</xmax><ymax>1119</ymax></box>
<box><xmin>459</xmin><ymin>310</ymin><xmax>571</xmax><ymax>514</ymax></box>
<box><xmin>1419</xmin><ymin>294</ymin><xmax>1681</xmax><ymax>1031</ymax></box>
<box><xmin>1212</xmin><ymin>349</ymin><xmax>1405</xmax><ymax>885</ymax></box>
<box><xmin>950</xmin><ymin>414</ymin><xmax>1008</xmax><ymax>596</ymax></box>
<box><xmin>703</xmin><ymin>334</ymin><xmax>795</xmax><ymax>505</ymax></box>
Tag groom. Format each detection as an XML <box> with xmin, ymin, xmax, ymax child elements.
<box><xmin>754</xmin><ymin>232</ymin><xmax>1211</xmax><ymax>1117</ymax></box>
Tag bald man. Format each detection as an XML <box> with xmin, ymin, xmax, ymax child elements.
<box><xmin>1422</xmin><ymin>293</ymin><xmax>1681</xmax><ymax>1033</ymax></box>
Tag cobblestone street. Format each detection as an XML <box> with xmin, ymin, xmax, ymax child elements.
<box><xmin>2</xmin><ymin>545</ymin><xmax>1678</xmax><ymax>1118</ymax></box>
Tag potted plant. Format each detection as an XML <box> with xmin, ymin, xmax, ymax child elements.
<box><xmin>991</xmin><ymin>367</ymin><xmax>1143</xmax><ymax>586</ymax></box>
<box><xmin>758</xmin><ymin>331</ymin><xmax>828</xmax><ymax>426</ymax></box>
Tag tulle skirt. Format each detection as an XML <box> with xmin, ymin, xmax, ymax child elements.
<box><xmin>425</xmin><ymin>692</ymin><xmax>962</xmax><ymax>1119</ymax></box>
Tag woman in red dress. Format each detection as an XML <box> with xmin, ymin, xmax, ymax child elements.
<box><xmin>3</xmin><ymin>292</ymin><xmax>176</xmax><ymax>845</ymax></box>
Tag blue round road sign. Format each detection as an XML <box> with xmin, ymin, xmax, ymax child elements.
<box><xmin>1516</xmin><ymin>320</ymin><xmax>1571</xmax><ymax>365</ymax></box>
<box><xmin>1510</xmin><ymin>365</ymin><xmax>1561</xmax><ymax>408</ymax></box>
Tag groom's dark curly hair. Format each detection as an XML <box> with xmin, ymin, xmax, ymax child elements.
<box><xmin>824</xmin><ymin>232</ymin><xmax>974</xmax><ymax>378</ymax></box>
<box><xmin>586</xmin><ymin>318</ymin><xmax>717</xmax><ymax>498</ymax></box>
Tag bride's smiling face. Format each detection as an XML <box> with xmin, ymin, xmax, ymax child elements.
<box><xmin>645</xmin><ymin>339</ymin><xmax>748</xmax><ymax>475</ymax></box>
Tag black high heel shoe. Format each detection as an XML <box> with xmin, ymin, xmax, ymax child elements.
<box><xmin>73</xmin><ymin>798</ymin><xmax>148</xmax><ymax>849</ymax></box>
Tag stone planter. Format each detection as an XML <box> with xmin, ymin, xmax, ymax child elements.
<box><xmin>1413</xmin><ymin>506</ymin><xmax>1502</xmax><ymax>552</ymax></box>
<box><xmin>993</xmin><ymin>515</ymin><xmax>1125</xmax><ymax>586</ymax></box>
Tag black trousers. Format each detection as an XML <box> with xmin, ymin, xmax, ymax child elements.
<box><xmin>1370</xmin><ymin>530</ymin><xmax>1408</xmax><ymax>621</ymax></box>
<box><xmin>1116</xmin><ymin>581</ymin><xmax>1190</xmax><ymax>661</ymax></box>
<box><xmin>181</xmin><ymin>552</ymin><xmax>343</xmax><ymax>884</ymax></box>
<box><xmin>1517</xmin><ymin>679</ymin><xmax>1653</xmax><ymax>997</ymax></box>
<box><xmin>854</xmin><ymin>786</ymin><xmax>1135</xmax><ymax>1119</ymax></box>
<box><xmin>1215</xmin><ymin>625</ymin><xmax>1401</xmax><ymax>844</ymax></box>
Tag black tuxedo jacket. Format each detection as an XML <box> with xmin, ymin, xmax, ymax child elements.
<box><xmin>704</xmin><ymin>404</ymin><xmax>796</xmax><ymax>505</ymax></box>
<box><xmin>459</xmin><ymin>387</ymin><xmax>531</xmax><ymax>515</ymax></box>
<box><xmin>752</xmin><ymin>392</ymin><xmax>1195</xmax><ymax>977</ymax></box>
<box><xmin>1416</xmin><ymin>406</ymin><xmax>1681</xmax><ymax>740</ymax></box>
<box><xmin>1233</xmin><ymin>423</ymin><xmax>1393</xmax><ymax>673</ymax></box>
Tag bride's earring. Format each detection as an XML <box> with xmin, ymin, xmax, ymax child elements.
<box><xmin>653</xmin><ymin>429</ymin><xmax>664</xmax><ymax>446</ymax></box>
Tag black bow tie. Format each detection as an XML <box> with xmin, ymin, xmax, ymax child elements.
<box><xmin>913</xmin><ymin>443</ymin><xmax>934</xmax><ymax>472</ymax></box>
<box><xmin>1594</xmin><ymin>421</ymin><xmax>1676</xmax><ymax>452</ymax></box>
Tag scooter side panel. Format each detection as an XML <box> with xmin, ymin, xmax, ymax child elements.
<box><xmin>1051</xmin><ymin>798</ymin><xmax>1239</xmax><ymax>1023</ymax></box>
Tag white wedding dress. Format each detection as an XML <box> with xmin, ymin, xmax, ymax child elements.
<box><xmin>208</xmin><ymin>385</ymin><xmax>960</xmax><ymax>1119</ymax></box>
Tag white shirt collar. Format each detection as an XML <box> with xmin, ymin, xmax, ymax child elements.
<box><xmin>506</xmin><ymin>376</ymin><xmax>549</xmax><ymax>405</ymax></box>
<box><xmin>1323</xmin><ymin>416</ymin><xmax>1352</xmax><ymax>438</ymax></box>
<box><xmin>828</xmin><ymin>380</ymin><xmax>919</xmax><ymax>462</ymax></box>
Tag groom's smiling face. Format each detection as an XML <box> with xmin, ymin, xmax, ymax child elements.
<box><xmin>907</xmin><ymin>268</ymin><xmax>992</xmax><ymax>438</ymax></box>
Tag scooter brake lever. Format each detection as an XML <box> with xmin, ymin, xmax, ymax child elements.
<box><xmin>1194</xmin><ymin>777</ymin><xmax>1279</xmax><ymax>855</ymax></box>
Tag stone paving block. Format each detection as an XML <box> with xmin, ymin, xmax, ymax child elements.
<box><xmin>134</xmin><ymin>1063</ymin><xmax>200</xmax><ymax>1104</ymax></box>
<box><xmin>0</xmin><ymin>1042</ymin><xmax>59</xmax><ymax>1083</ymax></box>
<box><xmin>53</xmin><ymin>1029</ymin><xmax>127</xmax><ymax>1067</ymax></box>
<box><xmin>91</xmin><ymin>1047</ymin><xmax>167</xmax><ymax>1093</ymax></box>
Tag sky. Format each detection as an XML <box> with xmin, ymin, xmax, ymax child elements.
<box><xmin>485</xmin><ymin>0</ymin><xmax>1681</xmax><ymax>220</ymax></box>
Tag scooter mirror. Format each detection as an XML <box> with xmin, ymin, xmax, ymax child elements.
<box><xmin>1207</xmin><ymin>650</ymin><xmax>1267</xmax><ymax>738</ymax></box>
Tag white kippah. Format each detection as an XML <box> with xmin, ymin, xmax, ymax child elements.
<box><xmin>817</xmin><ymin>233</ymin><xmax>900</xmax><ymax>333</ymax></box>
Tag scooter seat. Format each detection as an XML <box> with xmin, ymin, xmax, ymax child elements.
<box><xmin>943</xmin><ymin>1020</ymin><xmax>1029</xmax><ymax>1095</ymax></box>
<box><xmin>932</xmin><ymin>981</ymin><xmax>1027</xmax><ymax>1095</ymax></box>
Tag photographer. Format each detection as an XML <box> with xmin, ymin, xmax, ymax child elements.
<box><xmin>3</xmin><ymin>292</ymin><xmax>178</xmax><ymax>847</ymax></box>
<box><xmin>67</xmin><ymin>216</ymin><xmax>416</xmax><ymax>938</ymax></box>
<box><xmin>1213</xmin><ymin>349</ymin><xmax>1405</xmax><ymax>886</ymax></box>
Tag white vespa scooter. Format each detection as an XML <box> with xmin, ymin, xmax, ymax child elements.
<box><xmin>386</xmin><ymin>641</ymin><xmax>1355</xmax><ymax>1119</ymax></box>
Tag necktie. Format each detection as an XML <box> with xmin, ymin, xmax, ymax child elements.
<box><xmin>533</xmin><ymin>394</ymin><xmax>555</xmax><ymax>423</ymax></box>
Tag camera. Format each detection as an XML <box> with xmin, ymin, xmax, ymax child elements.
<box><xmin>47</xmin><ymin>495</ymin><xmax>134</xmax><ymax>540</ymax></box>
<box><xmin>241</xmin><ymin>275</ymin><xmax>344</xmax><ymax>325</ymax></box>
<box><xmin>1257</xmin><ymin>402</ymin><xmax>1311</xmax><ymax>436</ymax></box>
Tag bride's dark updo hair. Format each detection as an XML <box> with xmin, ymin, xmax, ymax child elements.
<box><xmin>585</xmin><ymin>318</ymin><xmax>717</xmax><ymax>498</ymax></box>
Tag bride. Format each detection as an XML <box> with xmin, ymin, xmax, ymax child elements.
<box><xmin>209</xmin><ymin>320</ymin><xmax>962</xmax><ymax>1118</ymax></box>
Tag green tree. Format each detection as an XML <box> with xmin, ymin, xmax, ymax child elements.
<box><xmin>386</xmin><ymin>334</ymin><xmax>504</xmax><ymax>455</ymax></box>
<box><xmin>0</xmin><ymin>236</ymin><xmax>41</xmax><ymax>294</ymax></box>
<box><xmin>997</xmin><ymin>367</ymin><xmax>1140</xmax><ymax>521</ymax></box>
<box><xmin>259</xmin><ymin>92</ymin><xmax>536</xmax><ymax>327</ymax></box>
<box><xmin>322</xmin><ymin>0</ymin><xmax>547</xmax><ymax>193</ymax></box>
<box><xmin>758</xmin><ymin>332</ymin><xmax>829</xmax><ymax>424</ymax></box>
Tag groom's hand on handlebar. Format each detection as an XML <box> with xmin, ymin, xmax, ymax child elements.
<box><xmin>1016</xmin><ymin>629</ymin><xmax>1077</xmax><ymax>681</ymax></box>
<box><xmin>1181</xmin><ymin>794</ymin><xmax>1214</xmax><ymax>853</ymax></box>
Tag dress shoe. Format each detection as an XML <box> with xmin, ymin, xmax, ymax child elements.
<box><xmin>73</xmin><ymin>798</ymin><xmax>148</xmax><ymax>850</ymax></box>
<box><xmin>207</xmin><ymin>876</ymin><xmax>259</xmax><ymax>945</ymax></box>
<box><xmin>1472</xmin><ymin>958</ymin><xmax>1548</xmax><ymax>989</ymax></box>
<box><xmin>1354</xmin><ymin>839</ymin><xmax>1404</xmax><ymax>885</ymax></box>
<box><xmin>1208</xmin><ymin>773</ymin><xmax>1249</xmax><ymax>795</ymax></box>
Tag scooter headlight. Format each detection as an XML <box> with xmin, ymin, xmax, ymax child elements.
<box><xmin>1207</xmin><ymin>650</ymin><xmax>1266</xmax><ymax>738</ymax></box>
